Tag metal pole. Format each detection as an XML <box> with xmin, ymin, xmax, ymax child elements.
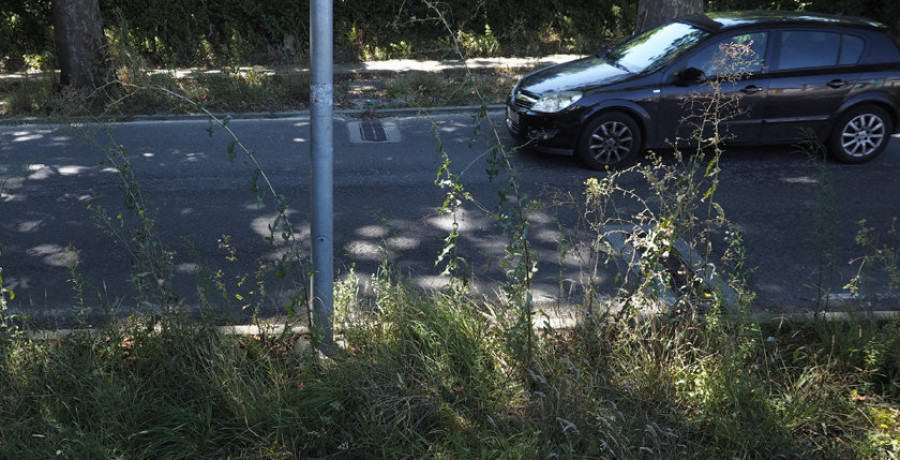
<box><xmin>310</xmin><ymin>0</ymin><xmax>334</xmax><ymax>353</ymax></box>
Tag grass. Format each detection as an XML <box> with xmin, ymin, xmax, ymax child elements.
<box><xmin>2</xmin><ymin>44</ymin><xmax>899</xmax><ymax>458</ymax></box>
<box><xmin>0</xmin><ymin>65</ymin><xmax>520</xmax><ymax>119</ymax></box>
<box><xmin>1</xmin><ymin>279</ymin><xmax>898</xmax><ymax>458</ymax></box>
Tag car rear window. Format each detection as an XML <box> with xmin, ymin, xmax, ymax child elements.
<box><xmin>777</xmin><ymin>30</ymin><xmax>870</xmax><ymax>69</ymax></box>
<box><xmin>863</xmin><ymin>32</ymin><xmax>900</xmax><ymax>63</ymax></box>
<box><xmin>839</xmin><ymin>35</ymin><xmax>865</xmax><ymax>65</ymax></box>
<box><xmin>778</xmin><ymin>31</ymin><xmax>841</xmax><ymax>69</ymax></box>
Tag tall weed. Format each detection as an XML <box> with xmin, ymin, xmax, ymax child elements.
<box><xmin>1</xmin><ymin>5</ymin><xmax>898</xmax><ymax>458</ymax></box>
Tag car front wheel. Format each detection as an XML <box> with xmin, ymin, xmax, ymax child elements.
<box><xmin>828</xmin><ymin>105</ymin><xmax>893</xmax><ymax>164</ymax></box>
<box><xmin>576</xmin><ymin>112</ymin><xmax>642</xmax><ymax>169</ymax></box>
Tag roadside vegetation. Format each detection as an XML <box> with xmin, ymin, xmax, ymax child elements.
<box><xmin>2</xmin><ymin>277</ymin><xmax>899</xmax><ymax>458</ymax></box>
<box><xmin>0</xmin><ymin>66</ymin><xmax>520</xmax><ymax>118</ymax></box>
<box><xmin>1</xmin><ymin>6</ymin><xmax>899</xmax><ymax>460</ymax></box>
<box><xmin>4</xmin><ymin>0</ymin><xmax>900</xmax><ymax>118</ymax></box>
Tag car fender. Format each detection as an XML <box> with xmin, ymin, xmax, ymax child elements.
<box><xmin>578</xmin><ymin>100</ymin><xmax>656</xmax><ymax>147</ymax></box>
<box><xmin>836</xmin><ymin>91</ymin><xmax>900</xmax><ymax>133</ymax></box>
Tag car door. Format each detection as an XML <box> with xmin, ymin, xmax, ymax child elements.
<box><xmin>761</xmin><ymin>29</ymin><xmax>864</xmax><ymax>141</ymax></box>
<box><xmin>657</xmin><ymin>30</ymin><xmax>770</xmax><ymax>146</ymax></box>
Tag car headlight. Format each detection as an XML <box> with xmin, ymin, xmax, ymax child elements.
<box><xmin>531</xmin><ymin>91</ymin><xmax>583</xmax><ymax>113</ymax></box>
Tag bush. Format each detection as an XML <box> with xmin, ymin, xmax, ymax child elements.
<box><xmin>3</xmin><ymin>0</ymin><xmax>898</xmax><ymax>72</ymax></box>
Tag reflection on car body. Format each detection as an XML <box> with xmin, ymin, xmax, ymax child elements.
<box><xmin>506</xmin><ymin>10</ymin><xmax>900</xmax><ymax>169</ymax></box>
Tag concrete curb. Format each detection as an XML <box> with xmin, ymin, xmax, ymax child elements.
<box><xmin>0</xmin><ymin>104</ymin><xmax>507</xmax><ymax>127</ymax></box>
<box><xmin>23</xmin><ymin>308</ymin><xmax>899</xmax><ymax>342</ymax></box>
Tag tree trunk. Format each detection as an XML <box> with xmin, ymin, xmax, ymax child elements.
<box><xmin>52</xmin><ymin>0</ymin><xmax>110</xmax><ymax>90</ymax></box>
<box><xmin>636</xmin><ymin>0</ymin><xmax>704</xmax><ymax>34</ymax></box>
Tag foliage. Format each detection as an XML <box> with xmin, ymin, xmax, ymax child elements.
<box><xmin>0</xmin><ymin>278</ymin><xmax>898</xmax><ymax>457</ymax></box>
<box><xmin>0</xmin><ymin>0</ymin><xmax>52</xmax><ymax>72</ymax></box>
<box><xmin>3</xmin><ymin>0</ymin><xmax>899</xmax><ymax>73</ymax></box>
<box><xmin>100</xmin><ymin>0</ymin><xmax>308</xmax><ymax>67</ymax></box>
<box><xmin>1</xmin><ymin>1</ymin><xmax>899</xmax><ymax>457</ymax></box>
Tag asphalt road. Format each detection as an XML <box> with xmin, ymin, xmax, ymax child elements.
<box><xmin>2</xmin><ymin>111</ymin><xmax>899</xmax><ymax>326</ymax></box>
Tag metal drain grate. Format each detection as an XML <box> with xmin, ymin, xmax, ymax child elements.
<box><xmin>359</xmin><ymin>119</ymin><xmax>387</xmax><ymax>142</ymax></box>
<box><xmin>347</xmin><ymin>120</ymin><xmax>401</xmax><ymax>143</ymax></box>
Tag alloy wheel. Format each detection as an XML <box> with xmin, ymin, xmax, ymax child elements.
<box><xmin>589</xmin><ymin>121</ymin><xmax>634</xmax><ymax>164</ymax></box>
<box><xmin>841</xmin><ymin>113</ymin><xmax>886</xmax><ymax>158</ymax></box>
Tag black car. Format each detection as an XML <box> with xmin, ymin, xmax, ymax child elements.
<box><xmin>506</xmin><ymin>10</ymin><xmax>900</xmax><ymax>169</ymax></box>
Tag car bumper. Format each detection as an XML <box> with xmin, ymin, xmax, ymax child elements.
<box><xmin>505</xmin><ymin>105</ymin><xmax>583</xmax><ymax>154</ymax></box>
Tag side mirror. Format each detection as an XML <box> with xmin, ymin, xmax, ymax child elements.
<box><xmin>676</xmin><ymin>67</ymin><xmax>707</xmax><ymax>86</ymax></box>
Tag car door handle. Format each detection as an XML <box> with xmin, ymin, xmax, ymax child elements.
<box><xmin>827</xmin><ymin>79</ymin><xmax>849</xmax><ymax>89</ymax></box>
<box><xmin>741</xmin><ymin>85</ymin><xmax>763</xmax><ymax>94</ymax></box>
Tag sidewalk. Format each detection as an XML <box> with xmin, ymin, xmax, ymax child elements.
<box><xmin>0</xmin><ymin>55</ymin><xmax>581</xmax><ymax>83</ymax></box>
<box><xmin>332</xmin><ymin>55</ymin><xmax>579</xmax><ymax>74</ymax></box>
<box><xmin>1</xmin><ymin>55</ymin><xmax>583</xmax><ymax>123</ymax></box>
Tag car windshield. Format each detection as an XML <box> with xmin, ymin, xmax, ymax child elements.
<box><xmin>606</xmin><ymin>21</ymin><xmax>711</xmax><ymax>73</ymax></box>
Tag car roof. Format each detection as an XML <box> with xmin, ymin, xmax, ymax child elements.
<box><xmin>681</xmin><ymin>10</ymin><xmax>887</xmax><ymax>32</ymax></box>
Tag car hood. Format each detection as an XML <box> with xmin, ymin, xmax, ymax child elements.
<box><xmin>517</xmin><ymin>55</ymin><xmax>633</xmax><ymax>94</ymax></box>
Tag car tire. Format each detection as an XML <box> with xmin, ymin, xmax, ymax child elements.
<box><xmin>576</xmin><ymin>111</ymin><xmax>642</xmax><ymax>169</ymax></box>
<box><xmin>828</xmin><ymin>105</ymin><xmax>893</xmax><ymax>164</ymax></box>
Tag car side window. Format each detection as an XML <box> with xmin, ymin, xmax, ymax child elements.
<box><xmin>839</xmin><ymin>34</ymin><xmax>865</xmax><ymax>65</ymax></box>
<box><xmin>777</xmin><ymin>30</ymin><xmax>841</xmax><ymax>70</ymax></box>
<box><xmin>685</xmin><ymin>32</ymin><xmax>768</xmax><ymax>77</ymax></box>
